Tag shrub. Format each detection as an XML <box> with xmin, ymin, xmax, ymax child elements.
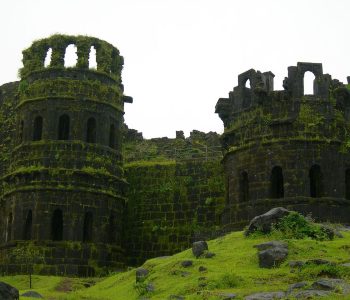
<box><xmin>272</xmin><ymin>212</ymin><xmax>332</xmax><ymax>241</ymax></box>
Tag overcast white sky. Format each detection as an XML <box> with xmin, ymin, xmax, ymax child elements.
<box><xmin>1</xmin><ymin>0</ymin><xmax>349</xmax><ymax>138</ymax></box>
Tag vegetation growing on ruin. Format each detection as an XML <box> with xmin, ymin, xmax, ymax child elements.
<box><xmin>3</xmin><ymin>229</ymin><xmax>350</xmax><ymax>299</ymax></box>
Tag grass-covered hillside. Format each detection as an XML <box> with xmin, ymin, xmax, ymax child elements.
<box><xmin>3</xmin><ymin>221</ymin><xmax>350</xmax><ymax>299</ymax></box>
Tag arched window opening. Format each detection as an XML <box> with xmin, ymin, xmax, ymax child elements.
<box><xmin>304</xmin><ymin>71</ymin><xmax>315</xmax><ymax>95</ymax></box>
<box><xmin>309</xmin><ymin>164</ymin><xmax>323</xmax><ymax>198</ymax></box>
<box><xmin>58</xmin><ymin>114</ymin><xmax>70</xmax><ymax>140</ymax></box>
<box><xmin>7</xmin><ymin>213</ymin><xmax>12</xmax><ymax>242</ymax></box>
<box><xmin>33</xmin><ymin>116</ymin><xmax>43</xmax><ymax>141</ymax></box>
<box><xmin>64</xmin><ymin>44</ymin><xmax>78</xmax><ymax>67</ymax></box>
<box><xmin>86</xmin><ymin>118</ymin><xmax>96</xmax><ymax>143</ymax></box>
<box><xmin>89</xmin><ymin>46</ymin><xmax>97</xmax><ymax>69</ymax></box>
<box><xmin>19</xmin><ymin>120</ymin><xmax>24</xmax><ymax>143</ymax></box>
<box><xmin>108</xmin><ymin>213</ymin><xmax>116</xmax><ymax>243</ymax></box>
<box><xmin>51</xmin><ymin>209</ymin><xmax>63</xmax><ymax>241</ymax></box>
<box><xmin>270</xmin><ymin>166</ymin><xmax>284</xmax><ymax>198</ymax></box>
<box><xmin>109</xmin><ymin>124</ymin><xmax>116</xmax><ymax>148</ymax></box>
<box><xmin>83</xmin><ymin>212</ymin><xmax>93</xmax><ymax>242</ymax></box>
<box><xmin>245</xmin><ymin>79</ymin><xmax>251</xmax><ymax>88</ymax></box>
<box><xmin>346</xmin><ymin>169</ymin><xmax>350</xmax><ymax>200</ymax></box>
<box><xmin>239</xmin><ymin>171</ymin><xmax>249</xmax><ymax>202</ymax></box>
<box><xmin>23</xmin><ymin>210</ymin><xmax>32</xmax><ymax>240</ymax></box>
<box><xmin>44</xmin><ymin>48</ymin><xmax>52</xmax><ymax>67</ymax></box>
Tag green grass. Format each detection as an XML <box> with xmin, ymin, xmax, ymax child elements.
<box><xmin>3</xmin><ymin>230</ymin><xmax>350</xmax><ymax>299</ymax></box>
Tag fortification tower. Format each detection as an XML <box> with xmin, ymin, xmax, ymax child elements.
<box><xmin>0</xmin><ymin>35</ymin><xmax>132</xmax><ymax>275</ymax></box>
<box><xmin>216</xmin><ymin>62</ymin><xmax>350</xmax><ymax>230</ymax></box>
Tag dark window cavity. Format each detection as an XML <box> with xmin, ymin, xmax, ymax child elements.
<box><xmin>346</xmin><ymin>169</ymin><xmax>350</xmax><ymax>200</ymax></box>
<box><xmin>58</xmin><ymin>114</ymin><xmax>70</xmax><ymax>140</ymax></box>
<box><xmin>51</xmin><ymin>209</ymin><xmax>63</xmax><ymax>241</ymax></box>
<box><xmin>83</xmin><ymin>212</ymin><xmax>93</xmax><ymax>242</ymax></box>
<box><xmin>270</xmin><ymin>166</ymin><xmax>284</xmax><ymax>198</ymax></box>
<box><xmin>239</xmin><ymin>171</ymin><xmax>249</xmax><ymax>202</ymax></box>
<box><xmin>86</xmin><ymin>118</ymin><xmax>96</xmax><ymax>143</ymax></box>
<box><xmin>19</xmin><ymin>120</ymin><xmax>24</xmax><ymax>143</ymax></box>
<box><xmin>109</xmin><ymin>124</ymin><xmax>115</xmax><ymax>148</ymax></box>
<box><xmin>309</xmin><ymin>164</ymin><xmax>323</xmax><ymax>198</ymax></box>
<box><xmin>7</xmin><ymin>213</ymin><xmax>12</xmax><ymax>242</ymax></box>
<box><xmin>33</xmin><ymin>116</ymin><xmax>43</xmax><ymax>141</ymax></box>
<box><xmin>23</xmin><ymin>210</ymin><xmax>32</xmax><ymax>240</ymax></box>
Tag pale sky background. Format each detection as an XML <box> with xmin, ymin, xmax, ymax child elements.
<box><xmin>0</xmin><ymin>0</ymin><xmax>349</xmax><ymax>138</ymax></box>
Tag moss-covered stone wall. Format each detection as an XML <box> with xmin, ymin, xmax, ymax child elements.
<box><xmin>124</xmin><ymin>159</ymin><xmax>225</xmax><ymax>266</ymax></box>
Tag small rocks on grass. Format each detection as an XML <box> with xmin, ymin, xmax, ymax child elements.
<box><xmin>192</xmin><ymin>241</ymin><xmax>208</xmax><ymax>258</ymax></box>
<box><xmin>289</xmin><ymin>261</ymin><xmax>305</xmax><ymax>268</ymax></box>
<box><xmin>136</xmin><ymin>268</ymin><xmax>149</xmax><ymax>282</ymax></box>
<box><xmin>21</xmin><ymin>291</ymin><xmax>43</xmax><ymax>298</ymax></box>
<box><xmin>292</xmin><ymin>289</ymin><xmax>330</xmax><ymax>298</ymax></box>
<box><xmin>306</xmin><ymin>259</ymin><xmax>334</xmax><ymax>265</ymax></box>
<box><xmin>169</xmin><ymin>295</ymin><xmax>185</xmax><ymax>300</ymax></box>
<box><xmin>0</xmin><ymin>282</ymin><xmax>19</xmax><ymax>300</ymax></box>
<box><xmin>341</xmin><ymin>262</ymin><xmax>350</xmax><ymax>267</ymax></box>
<box><xmin>146</xmin><ymin>283</ymin><xmax>155</xmax><ymax>292</ymax></box>
<box><xmin>198</xmin><ymin>266</ymin><xmax>207</xmax><ymax>272</ymax></box>
<box><xmin>219</xmin><ymin>293</ymin><xmax>237</xmax><ymax>299</ymax></box>
<box><xmin>205</xmin><ymin>252</ymin><xmax>216</xmax><ymax>258</ymax></box>
<box><xmin>311</xmin><ymin>278</ymin><xmax>346</xmax><ymax>291</ymax></box>
<box><xmin>181</xmin><ymin>260</ymin><xmax>193</xmax><ymax>268</ymax></box>
<box><xmin>245</xmin><ymin>291</ymin><xmax>286</xmax><ymax>300</ymax></box>
<box><xmin>287</xmin><ymin>282</ymin><xmax>308</xmax><ymax>293</ymax></box>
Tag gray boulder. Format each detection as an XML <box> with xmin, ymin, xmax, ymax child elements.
<box><xmin>245</xmin><ymin>291</ymin><xmax>285</xmax><ymax>299</ymax></box>
<box><xmin>311</xmin><ymin>278</ymin><xmax>349</xmax><ymax>292</ymax></box>
<box><xmin>258</xmin><ymin>247</ymin><xmax>288</xmax><ymax>268</ymax></box>
<box><xmin>21</xmin><ymin>291</ymin><xmax>44</xmax><ymax>298</ymax></box>
<box><xmin>245</xmin><ymin>207</ymin><xmax>291</xmax><ymax>236</ymax></box>
<box><xmin>181</xmin><ymin>260</ymin><xmax>193</xmax><ymax>268</ymax></box>
<box><xmin>254</xmin><ymin>241</ymin><xmax>287</xmax><ymax>251</ymax></box>
<box><xmin>136</xmin><ymin>267</ymin><xmax>149</xmax><ymax>282</ymax></box>
<box><xmin>192</xmin><ymin>241</ymin><xmax>208</xmax><ymax>258</ymax></box>
<box><xmin>292</xmin><ymin>290</ymin><xmax>330</xmax><ymax>298</ymax></box>
<box><xmin>0</xmin><ymin>282</ymin><xmax>19</xmax><ymax>300</ymax></box>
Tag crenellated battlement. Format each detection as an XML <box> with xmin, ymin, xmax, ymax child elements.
<box><xmin>216</xmin><ymin>62</ymin><xmax>350</xmax><ymax>152</ymax></box>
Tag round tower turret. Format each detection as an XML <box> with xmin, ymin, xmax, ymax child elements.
<box><xmin>216</xmin><ymin>62</ymin><xmax>350</xmax><ymax>230</ymax></box>
<box><xmin>1</xmin><ymin>35</ymin><xmax>132</xmax><ymax>275</ymax></box>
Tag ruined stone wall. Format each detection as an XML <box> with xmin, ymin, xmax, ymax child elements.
<box><xmin>124</xmin><ymin>159</ymin><xmax>225</xmax><ymax>266</ymax></box>
<box><xmin>216</xmin><ymin>62</ymin><xmax>350</xmax><ymax>230</ymax></box>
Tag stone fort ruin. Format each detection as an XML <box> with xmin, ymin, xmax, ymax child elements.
<box><xmin>0</xmin><ymin>35</ymin><xmax>349</xmax><ymax>275</ymax></box>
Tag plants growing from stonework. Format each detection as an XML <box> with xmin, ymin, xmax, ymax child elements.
<box><xmin>9</xmin><ymin>243</ymin><xmax>45</xmax><ymax>289</ymax></box>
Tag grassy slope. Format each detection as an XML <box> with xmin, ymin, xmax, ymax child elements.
<box><xmin>3</xmin><ymin>230</ymin><xmax>350</xmax><ymax>299</ymax></box>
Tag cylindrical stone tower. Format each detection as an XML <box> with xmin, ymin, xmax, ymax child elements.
<box><xmin>1</xmin><ymin>34</ymin><xmax>132</xmax><ymax>275</ymax></box>
<box><xmin>216</xmin><ymin>62</ymin><xmax>350</xmax><ymax>231</ymax></box>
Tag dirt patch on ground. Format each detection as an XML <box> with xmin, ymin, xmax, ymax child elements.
<box><xmin>55</xmin><ymin>278</ymin><xmax>73</xmax><ymax>292</ymax></box>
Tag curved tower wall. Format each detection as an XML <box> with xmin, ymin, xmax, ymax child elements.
<box><xmin>216</xmin><ymin>62</ymin><xmax>350</xmax><ymax>230</ymax></box>
<box><xmin>1</xmin><ymin>35</ymin><xmax>132</xmax><ymax>275</ymax></box>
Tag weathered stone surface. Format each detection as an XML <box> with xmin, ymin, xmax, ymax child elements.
<box><xmin>192</xmin><ymin>241</ymin><xmax>208</xmax><ymax>258</ymax></box>
<box><xmin>311</xmin><ymin>278</ymin><xmax>347</xmax><ymax>291</ymax></box>
<box><xmin>21</xmin><ymin>291</ymin><xmax>43</xmax><ymax>298</ymax></box>
<box><xmin>258</xmin><ymin>247</ymin><xmax>288</xmax><ymax>268</ymax></box>
<box><xmin>181</xmin><ymin>260</ymin><xmax>193</xmax><ymax>268</ymax></box>
<box><xmin>245</xmin><ymin>291</ymin><xmax>285</xmax><ymax>300</ymax></box>
<box><xmin>292</xmin><ymin>290</ymin><xmax>330</xmax><ymax>298</ymax></box>
<box><xmin>146</xmin><ymin>283</ymin><xmax>155</xmax><ymax>292</ymax></box>
<box><xmin>198</xmin><ymin>266</ymin><xmax>207</xmax><ymax>272</ymax></box>
<box><xmin>204</xmin><ymin>252</ymin><xmax>216</xmax><ymax>258</ymax></box>
<box><xmin>287</xmin><ymin>282</ymin><xmax>308</xmax><ymax>293</ymax></box>
<box><xmin>306</xmin><ymin>259</ymin><xmax>334</xmax><ymax>265</ymax></box>
<box><xmin>0</xmin><ymin>282</ymin><xmax>19</xmax><ymax>300</ymax></box>
<box><xmin>245</xmin><ymin>208</ymin><xmax>291</xmax><ymax>236</ymax></box>
<box><xmin>219</xmin><ymin>293</ymin><xmax>237</xmax><ymax>299</ymax></box>
<box><xmin>289</xmin><ymin>261</ymin><xmax>305</xmax><ymax>268</ymax></box>
<box><xmin>254</xmin><ymin>241</ymin><xmax>287</xmax><ymax>251</ymax></box>
<box><xmin>169</xmin><ymin>295</ymin><xmax>185</xmax><ymax>300</ymax></box>
<box><xmin>136</xmin><ymin>268</ymin><xmax>149</xmax><ymax>282</ymax></box>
